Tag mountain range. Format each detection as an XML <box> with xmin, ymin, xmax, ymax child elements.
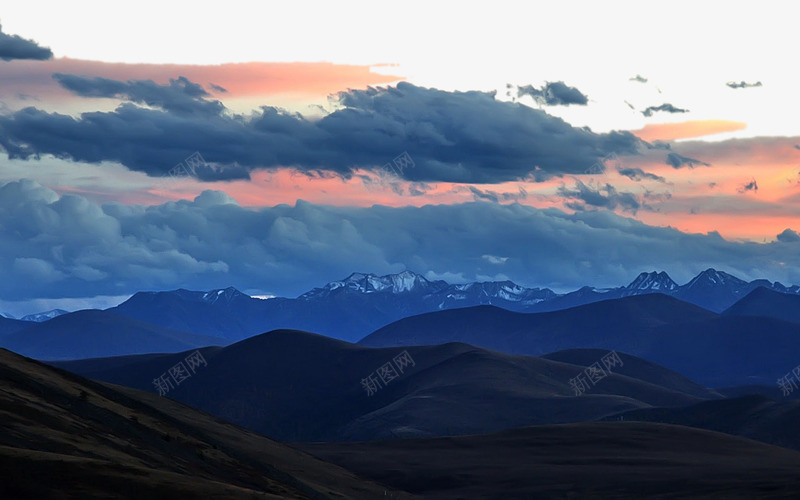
<box><xmin>0</xmin><ymin>310</ymin><xmax>228</xmax><ymax>360</ymax></box>
<box><xmin>360</xmin><ymin>293</ymin><xmax>800</xmax><ymax>387</ymax></box>
<box><xmin>5</xmin><ymin>267</ymin><xmax>800</xmax><ymax>362</ymax></box>
<box><xmin>106</xmin><ymin>268</ymin><xmax>800</xmax><ymax>343</ymax></box>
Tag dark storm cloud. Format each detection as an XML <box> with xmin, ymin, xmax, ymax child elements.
<box><xmin>641</xmin><ymin>103</ymin><xmax>689</xmax><ymax>117</ymax></box>
<box><xmin>557</xmin><ymin>180</ymin><xmax>643</xmax><ymax>214</ymax></box>
<box><xmin>516</xmin><ymin>81</ymin><xmax>589</xmax><ymax>106</ymax></box>
<box><xmin>726</xmin><ymin>81</ymin><xmax>762</xmax><ymax>89</ymax></box>
<box><xmin>4</xmin><ymin>179</ymin><xmax>800</xmax><ymax>300</ymax></box>
<box><xmin>209</xmin><ymin>83</ymin><xmax>228</xmax><ymax>93</ymax></box>
<box><xmin>777</xmin><ymin>229</ymin><xmax>800</xmax><ymax>243</ymax></box>
<box><xmin>0</xmin><ymin>80</ymin><xmax>641</xmax><ymax>183</ymax></box>
<box><xmin>616</xmin><ymin>166</ymin><xmax>666</xmax><ymax>183</ymax></box>
<box><xmin>52</xmin><ymin>74</ymin><xmax>225</xmax><ymax>117</ymax></box>
<box><xmin>629</xmin><ymin>75</ymin><xmax>648</xmax><ymax>83</ymax></box>
<box><xmin>0</xmin><ymin>24</ymin><xmax>52</xmax><ymax>61</ymax></box>
<box><xmin>665</xmin><ymin>152</ymin><xmax>711</xmax><ymax>169</ymax></box>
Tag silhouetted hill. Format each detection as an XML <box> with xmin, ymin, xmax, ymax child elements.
<box><xmin>602</xmin><ymin>395</ymin><xmax>800</xmax><ymax>451</ymax></box>
<box><xmin>0</xmin><ymin>315</ymin><xmax>30</xmax><ymax>337</ymax></box>
<box><xmin>723</xmin><ymin>286</ymin><xmax>800</xmax><ymax>323</ymax></box>
<box><xmin>302</xmin><ymin>422</ymin><xmax>800</xmax><ymax>498</ymax></box>
<box><xmin>55</xmin><ymin>330</ymin><xmax>719</xmax><ymax>442</ymax></box>
<box><xmin>0</xmin><ymin>309</ymin><xmax>228</xmax><ymax>360</ymax></box>
<box><xmin>0</xmin><ymin>348</ymin><xmax>406</xmax><ymax>499</ymax></box>
<box><xmin>360</xmin><ymin>294</ymin><xmax>800</xmax><ymax>387</ymax></box>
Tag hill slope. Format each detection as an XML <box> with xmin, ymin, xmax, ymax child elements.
<box><xmin>723</xmin><ymin>286</ymin><xmax>800</xmax><ymax>323</ymax></box>
<box><xmin>55</xmin><ymin>331</ymin><xmax>719</xmax><ymax>442</ymax></box>
<box><xmin>302</xmin><ymin>422</ymin><xmax>800</xmax><ymax>499</ymax></box>
<box><xmin>0</xmin><ymin>309</ymin><xmax>228</xmax><ymax>360</ymax></box>
<box><xmin>0</xmin><ymin>347</ymin><xmax>407</xmax><ymax>499</ymax></box>
<box><xmin>602</xmin><ymin>394</ymin><xmax>800</xmax><ymax>451</ymax></box>
<box><xmin>360</xmin><ymin>294</ymin><xmax>800</xmax><ymax>386</ymax></box>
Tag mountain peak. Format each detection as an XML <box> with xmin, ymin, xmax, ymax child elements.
<box><xmin>687</xmin><ymin>268</ymin><xmax>747</xmax><ymax>288</ymax></box>
<box><xmin>201</xmin><ymin>286</ymin><xmax>247</xmax><ymax>304</ymax></box>
<box><xmin>302</xmin><ymin>270</ymin><xmax>443</xmax><ymax>298</ymax></box>
<box><xmin>20</xmin><ymin>309</ymin><xmax>69</xmax><ymax>322</ymax></box>
<box><xmin>626</xmin><ymin>271</ymin><xmax>678</xmax><ymax>291</ymax></box>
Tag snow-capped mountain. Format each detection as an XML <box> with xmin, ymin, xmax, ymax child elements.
<box><xmin>301</xmin><ymin>271</ymin><xmax>555</xmax><ymax>308</ymax></box>
<box><xmin>200</xmin><ymin>286</ymin><xmax>250</xmax><ymax>305</ymax></box>
<box><xmin>20</xmin><ymin>309</ymin><xmax>69</xmax><ymax>322</ymax></box>
<box><xmin>0</xmin><ymin>312</ymin><xmax>15</xmax><ymax>320</ymax></box>
<box><xmin>625</xmin><ymin>271</ymin><xmax>679</xmax><ymax>292</ymax></box>
<box><xmin>300</xmin><ymin>271</ymin><xmax>448</xmax><ymax>299</ymax></box>
<box><xmin>443</xmin><ymin>280</ymin><xmax>556</xmax><ymax>307</ymax></box>
<box><xmin>110</xmin><ymin>268</ymin><xmax>800</xmax><ymax>343</ymax></box>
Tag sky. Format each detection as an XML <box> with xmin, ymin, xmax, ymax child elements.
<box><xmin>1</xmin><ymin>0</ymin><xmax>800</xmax><ymax>315</ymax></box>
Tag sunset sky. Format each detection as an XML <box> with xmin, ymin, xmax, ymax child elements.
<box><xmin>1</xmin><ymin>1</ymin><xmax>800</xmax><ymax>315</ymax></box>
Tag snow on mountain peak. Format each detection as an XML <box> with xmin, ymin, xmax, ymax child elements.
<box><xmin>687</xmin><ymin>268</ymin><xmax>747</xmax><ymax>288</ymax></box>
<box><xmin>627</xmin><ymin>271</ymin><xmax>678</xmax><ymax>291</ymax></box>
<box><xmin>20</xmin><ymin>309</ymin><xmax>69</xmax><ymax>322</ymax></box>
<box><xmin>201</xmin><ymin>286</ymin><xmax>245</xmax><ymax>304</ymax></box>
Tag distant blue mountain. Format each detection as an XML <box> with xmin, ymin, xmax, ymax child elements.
<box><xmin>0</xmin><ymin>310</ymin><xmax>227</xmax><ymax>360</ymax></box>
<box><xmin>20</xmin><ymin>309</ymin><xmax>69</xmax><ymax>322</ymax></box>
<box><xmin>111</xmin><ymin>271</ymin><xmax>557</xmax><ymax>342</ymax></box>
<box><xmin>359</xmin><ymin>293</ymin><xmax>800</xmax><ymax>387</ymax></box>
<box><xmin>110</xmin><ymin>268</ymin><xmax>800</xmax><ymax>342</ymax></box>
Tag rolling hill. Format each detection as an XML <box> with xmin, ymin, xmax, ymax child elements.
<box><xmin>0</xmin><ymin>309</ymin><xmax>228</xmax><ymax>360</ymax></box>
<box><xmin>54</xmin><ymin>331</ymin><xmax>719</xmax><ymax>442</ymax></box>
<box><xmin>0</xmin><ymin>348</ymin><xmax>406</xmax><ymax>499</ymax></box>
<box><xmin>601</xmin><ymin>394</ymin><xmax>800</xmax><ymax>452</ymax></box>
<box><xmin>301</xmin><ymin>422</ymin><xmax>800</xmax><ymax>499</ymax></box>
<box><xmin>359</xmin><ymin>293</ymin><xmax>800</xmax><ymax>387</ymax></box>
<box><xmin>723</xmin><ymin>286</ymin><xmax>800</xmax><ymax>323</ymax></box>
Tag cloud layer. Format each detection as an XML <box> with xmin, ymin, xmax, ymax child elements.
<box><xmin>2</xmin><ymin>179</ymin><xmax>800</xmax><ymax>302</ymax></box>
<box><xmin>0</xmin><ymin>79</ymin><xmax>640</xmax><ymax>184</ymax></box>
<box><xmin>0</xmin><ymin>24</ymin><xmax>52</xmax><ymax>61</ymax></box>
<box><xmin>516</xmin><ymin>81</ymin><xmax>589</xmax><ymax>106</ymax></box>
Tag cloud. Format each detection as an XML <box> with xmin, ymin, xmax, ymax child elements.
<box><xmin>209</xmin><ymin>83</ymin><xmax>228</xmax><ymax>93</ymax></box>
<box><xmin>629</xmin><ymin>75</ymin><xmax>648</xmax><ymax>83</ymax></box>
<box><xmin>4</xmin><ymin>179</ymin><xmax>800</xmax><ymax>300</ymax></box>
<box><xmin>557</xmin><ymin>180</ymin><xmax>644</xmax><ymax>214</ymax></box>
<box><xmin>642</xmin><ymin>103</ymin><xmax>689</xmax><ymax>117</ymax></box>
<box><xmin>52</xmin><ymin>74</ymin><xmax>225</xmax><ymax>117</ymax></box>
<box><xmin>777</xmin><ymin>229</ymin><xmax>800</xmax><ymax>242</ymax></box>
<box><xmin>516</xmin><ymin>81</ymin><xmax>589</xmax><ymax>106</ymax></box>
<box><xmin>468</xmin><ymin>186</ymin><xmax>528</xmax><ymax>203</ymax></box>
<box><xmin>665</xmin><ymin>152</ymin><xmax>711</xmax><ymax>168</ymax></box>
<box><xmin>726</xmin><ymin>81</ymin><xmax>763</xmax><ymax>89</ymax></box>
<box><xmin>738</xmin><ymin>178</ymin><xmax>758</xmax><ymax>193</ymax></box>
<box><xmin>0</xmin><ymin>81</ymin><xmax>641</xmax><ymax>184</ymax></box>
<box><xmin>616</xmin><ymin>166</ymin><xmax>667</xmax><ymax>183</ymax></box>
<box><xmin>0</xmin><ymin>23</ymin><xmax>52</xmax><ymax>61</ymax></box>
<box><xmin>482</xmin><ymin>254</ymin><xmax>509</xmax><ymax>264</ymax></box>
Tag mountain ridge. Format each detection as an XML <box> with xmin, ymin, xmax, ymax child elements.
<box><xmin>108</xmin><ymin>267</ymin><xmax>800</xmax><ymax>342</ymax></box>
